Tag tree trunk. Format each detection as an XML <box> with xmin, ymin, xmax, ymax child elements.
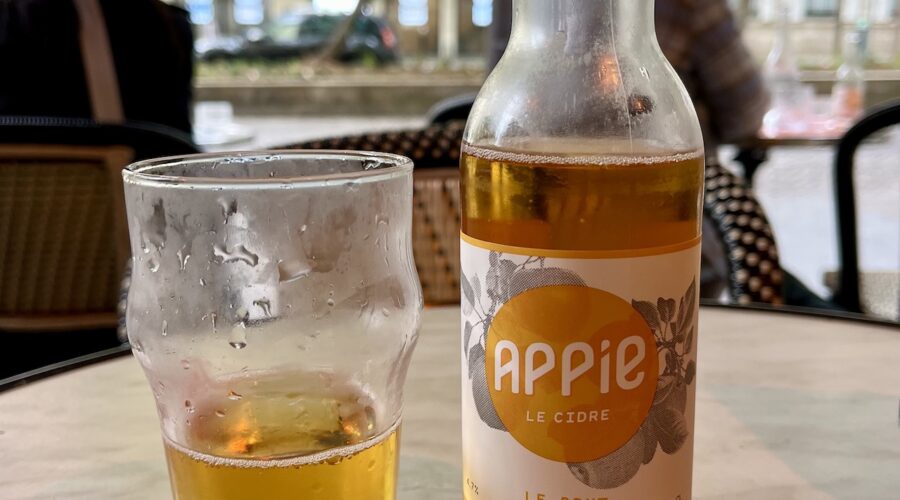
<box><xmin>316</xmin><ymin>0</ymin><xmax>371</xmax><ymax>63</ymax></box>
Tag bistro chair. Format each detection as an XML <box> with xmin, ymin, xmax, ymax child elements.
<box><xmin>0</xmin><ymin>117</ymin><xmax>197</xmax><ymax>377</ymax></box>
<box><xmin>830</xmin><ymin>100</ymin><xmax>900</xmax><ymax>320</ymax></box>
<box><xmin>285</xmin><ymin>121</ymin><xmax>784</xmax><ymax>306</ymax></box>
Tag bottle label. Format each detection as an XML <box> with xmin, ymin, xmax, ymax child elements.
<box><xmin>461</xmin><ymin>233</ymin><xmax>701</xmax><ymax>499</ymax></box>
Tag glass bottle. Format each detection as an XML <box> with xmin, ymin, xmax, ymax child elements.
<box><xmin>460</xmin><ymin>1</ymin><xmax>703</xmax><ymax>498</ymax></box>
<box><xmin>764</xmin><ymin>3</ymin><xmax>801</xmax><ymax>92</ymax></box>
<box><xmin>830</xmin><ymin>30</ymin><xmax>866</xmax><ymax>129</ymax></box>
<box><xmin>762</xmin><ymin>3</ymin><xmax>806</xmax><ymax>137</ymax></box>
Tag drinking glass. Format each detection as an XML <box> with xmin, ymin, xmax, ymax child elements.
<box><xmin>122</xmin><ymin>151</ymin><xmax>422</xmax><ymax>499</ymax></box>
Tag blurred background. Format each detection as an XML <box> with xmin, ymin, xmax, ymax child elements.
<box><xmin>0</xmin><ymin>0</ymin><xmax>897</xmax><ymax>378</ymax></box>
<box><xmin>184</xmin><ymin>0</ymin><xmax>899</xmax><ymax>316</ymax></box>
<box><xmin>184</xmin><ymin>0</ymin><xmax>900</xmax><ymax>118</ymax></box>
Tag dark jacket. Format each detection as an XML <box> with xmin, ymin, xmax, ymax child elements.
<box><xmin>0</xmin><ymin>0</ymin><xmax>194</xmax><ymax>134</ymax></box>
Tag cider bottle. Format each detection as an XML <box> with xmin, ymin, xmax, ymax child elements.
<box><xmin>460</xmin><ymin>1</ymin><xmax>704</xmax><ymax>498</ymax></box>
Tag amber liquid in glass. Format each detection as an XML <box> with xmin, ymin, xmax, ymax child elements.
<box><xmin>163</xmin><ymin>373</ymin><xmax>398</xmax><ymax>500</ymax></box>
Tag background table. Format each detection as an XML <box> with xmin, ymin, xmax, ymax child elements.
<box><xmin>1</xmin><ymin>307</ymin><xmax>898</xmax><ymax>499</ymax></box>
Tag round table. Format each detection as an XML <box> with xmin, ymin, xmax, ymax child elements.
<box><xmin>1</xmin><ymin>307</ymin><xmax>898</xmax><ymax>499</ymax></box>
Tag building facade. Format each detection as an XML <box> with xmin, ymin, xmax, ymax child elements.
<box><xmin>183</xmin><ymin>0</ymin><xmax>898</xmax><ymax>62</ymax></box>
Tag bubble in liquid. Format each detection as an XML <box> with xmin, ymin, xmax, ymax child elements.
<box><xmin>227</xmin><ymin>390</ymin><xmax>243</xmax><ymax>401</ymax></box>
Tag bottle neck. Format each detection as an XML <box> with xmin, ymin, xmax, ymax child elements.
<box><xmin>773</xmin><ymin>7</ymin><xmax>792</xmax><ymax>53</ymax></box>
<box><xmin>510</xmin><ymin>0</ymin><xmax>656</xmax><ymax>54</ymax></box>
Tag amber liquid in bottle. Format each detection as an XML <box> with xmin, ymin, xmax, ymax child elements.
<box><xmin>461</xmin><ymin>141</ymin><xmax>704</xmax><ymax>251</ymax></box>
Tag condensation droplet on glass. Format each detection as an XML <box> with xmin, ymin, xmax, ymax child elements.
<box><xmin>176</xmin><ymin>248</ymin><xmax>191</xmax><ymax>271</ymax></box>
<box><xmin>227</xmin><ymin>390</ymin><xmax>243</xmax><ymax>401</ymax></box>
<box><xmin>199</xmin><ymin>278</ymin><xmax>207</xmax><ymax>287</ymax></box>
<box><xmin>229</xmin><ymin>322</ymin><xmax>247</xmax><ymax>349</ymax></box>
<box><xmin>326</xmin><ymin>298</ymin><xmax>335</xmax><ymax>307</ymax></box>
<box><xmin>213</xmin><ymin>244</ymin><xmax>259</xmax><ymax>267</ymax></box>
<box><xmin>253</xmin><ymin>298</ymin><xmax>272</xmax><ymax>317</ymax></box>
<box><xmin>184</xmin><ymin>400</ymin><xmax>194</xmax><ymax>413</ymax></box>
<box><xmin>215</xmin><ymin>409</ymin><xmax>226</xmax><ymax>418</ymax></box>
<box><xmin>381</xmin><ymin>307</ymin><xmax>390</xmax><ymax>317</ymax></box>
<box><xmin>147</xmin><ymin>259</ymin><xmax>160</xmax><ymax>273</ymax></box>
<box><xmin>278</xmin><ymin>259</ymin><xmax>311</xmax><ymax>284</ymax></box>
<box><xmin>235</xmin><ymin>307</ymin><xmax>249</xmax><ymax>325</ymax></box>
<box><xmin>181</xmin><ymin>359</ymin><xmax>190</xmax><ymax>370</ymax></box>
<box><xmin>298</xmin><ymin>224</ymin><xmax>308</xmax><ymax>235</ymax></box>
<box><xmin>219</xmin><ymin>198</ymin><xmax>238</xmax><ymax>224</ymax></box>
<box><xmin>161</xmin><ymin>320</ymin><xmax>168</xmax><ymax>337</ymax></box>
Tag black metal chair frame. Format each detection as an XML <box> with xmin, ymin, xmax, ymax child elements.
<box><xmin>832</xmin><ymin>100</ymin><xmax>900</xmax><ymax>313</ymax></box>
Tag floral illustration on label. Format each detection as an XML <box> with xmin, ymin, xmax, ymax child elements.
<box><xmin>462</xmin><ymin>253</ymin><xmax>586</xmax><ymax>432</ymax></box>
<box><xmin>462</xmin><ymin>250</ymin><xmax>697</xmax><ymax>490</ymax></box>
<box><xmin>568</xmin><ymin>279</ymin><xmax>696</xmax><ymax>489</ymax></box>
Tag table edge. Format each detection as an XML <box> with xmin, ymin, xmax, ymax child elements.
<box><xmin>1</xmin><ymin>303</ymin><xmax>895</xmax><ymax>394</ymax></box>
<box><xmin>0</xmin><ymin>344</ymin><xmax>132</xmax><ymax>394</ymax></box>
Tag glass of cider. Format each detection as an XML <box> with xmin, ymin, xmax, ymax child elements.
<box><xmin>122</xmin><ymin>151</ymin><xmax>422</xmax><ymax>500</ymax></box>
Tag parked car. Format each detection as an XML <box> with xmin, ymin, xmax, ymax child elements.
<box><xmin>196</xmin><ymin>13</ymin><xmax>398</xmax><ymax>64</ymax></box>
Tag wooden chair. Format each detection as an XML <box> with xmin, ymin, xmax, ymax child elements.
<box><xmin>285</xmin><ymin>121</ymin><xmax>785</xmax><ymax>306</ymax></box>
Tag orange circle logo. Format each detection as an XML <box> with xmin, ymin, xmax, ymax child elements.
<box><xmin>487</xmin><ymin>286</ymin><xmax>658</xmax><ymax>463</ymax></box>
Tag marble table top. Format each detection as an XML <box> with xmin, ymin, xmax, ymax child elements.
<box><xmin>1</xmin><ymin>307</ymin><xmax>898</xmax><ymax>499</ymax></box>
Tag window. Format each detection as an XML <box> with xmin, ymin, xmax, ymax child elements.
<box><xmin>399</xmin><ymin>0</ymin><xmax>429</xmax><ymax>27</ymax></box>
<box><xmin>473</xmin><ymin>0</ymin><xmax>492</xmax><ymax>27</ymax></box>
<box><xmin>726</xmin><ymin>0</ymin><xmax>760</xmax><ymax>17</ymax></box>
<box><xmin>313</xmin><ymin>0</ymin><xmax>358</xmax><ymax>14</ymax></box>
<box><xmin>806</xmin><ymin>0</ymin><xmax>838</xmax><ymax>17</ymax></box>
<box><xmin>234</xmin><ymin>0</ymin><xmax>264</xmax><ymax>25</ymax></box>
<box><xmin>186</xmin><ymin>0</ymin><xmax>213</xmax><ymax>25</ymax></box>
